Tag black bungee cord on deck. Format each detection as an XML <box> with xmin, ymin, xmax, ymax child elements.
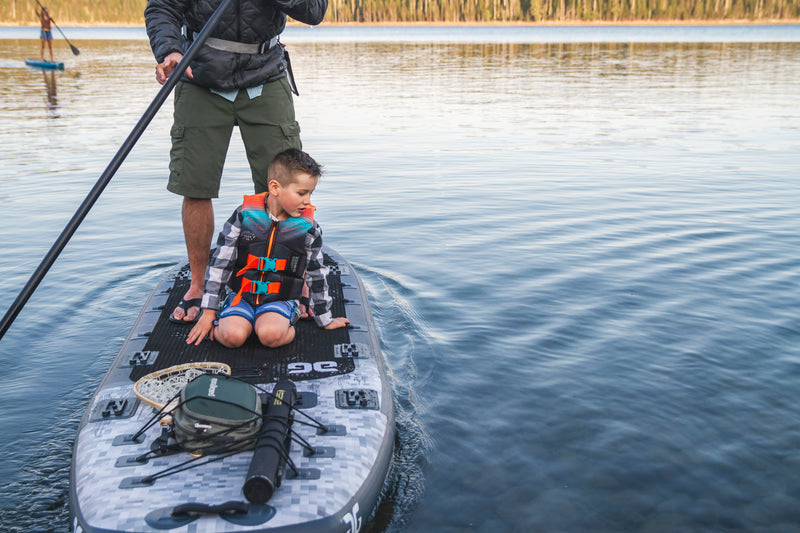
<box><xmin>0</xmin><ymin>0</ymin><xmax>236</xmax><ymax>342</ymax></box>
<box><xmin>125</xmin><ymin>380</ymin><xmax>331</xmax><ymax>487</ymax></box>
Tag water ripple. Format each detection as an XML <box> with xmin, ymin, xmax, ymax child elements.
<box><xmin>2</xmin><ymin>31</ymin><xmax>800</xmax><ymax>532</ymax></box>
<box><xmin>353</xmin><ymin>264</ymin><xmax>436</xmax><ymax>532</ymax></box>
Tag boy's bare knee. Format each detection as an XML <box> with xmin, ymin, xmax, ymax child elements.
<box><xmin>256</xmin><ymin>327</ymin><xmax>293</xmax><ymax>348</ymax></box>
<box><xmin>256</xmin><ymin>331</ymin><xmax>284</xmax><ymax>348</ymax></box>
<box><xmin>217</xmin><ymin>328</ymin><xmax>249</xmax><ymax>348</ymax></box>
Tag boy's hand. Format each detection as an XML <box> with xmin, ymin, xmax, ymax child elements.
<box><xmin>298</xmin><ymin>279</ymin><xmax>310</xmax><ymax>318</ymax></box>
<box><xmin>298</xmin><ymin>301</ymin><xmax>310</xmax><ymax>319</ymax></box>
<box><xmin>186</xmin><ymin>310</ymin><xmax>216</xmax><ymax>346</ymax></box>
<box><xmin>323</xmin><ymin>317</ymin><xmax>350</xmax><ymax>330</ymax></box>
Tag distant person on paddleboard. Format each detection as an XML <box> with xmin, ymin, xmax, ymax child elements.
<box><xmin>145</xmin><ymin>0</ymin><xmax>327</xmax><ymax>326</ymax></box>
<box><xmin>36</xmin><ymin>5</ymin><xmax>54</xmax><ymax>62</ymax></box>
<box><xmin>186</xmin><ymin>149</ymin><xmax>350</xmax><ymax>348</ymax></box>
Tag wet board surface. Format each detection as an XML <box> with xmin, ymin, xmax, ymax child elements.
<box><xmin>69</xmin><ymin>247</ymin><xmax>395</xmax><ymax>533</ymax></box>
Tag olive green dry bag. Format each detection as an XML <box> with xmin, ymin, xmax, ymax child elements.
<box><xmin>172</xmin><ymin>374</ymin><xmax>262</xmax><ymax>452</ymax></box>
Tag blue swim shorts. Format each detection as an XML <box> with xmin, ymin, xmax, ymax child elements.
<box><xmin>41</xmin><ymin>30</ymin><xmax>52</xmax><ymax>41</ymax></box>
<box><xmin>217</xmin><ymin>293</ymin><xmax>300</xmax><ymax>326</ymax></box>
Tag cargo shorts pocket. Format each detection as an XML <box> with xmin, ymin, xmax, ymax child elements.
<box><xmin>170</xmin><ymin>123</ymin><xmax>185</xmax><ymax>143</ymax></box>
<box><xmin>279</xmin><ymin>122</ymin><xmax>302</xmax><ymax>152</ymax></box>
<box><xmin>280</xmin><ymin>121</ymin><xmax>301</xmax><ymax>140</ymax></box>
<box><xmin>168</xmin><ymin>123</ymin><xmax>185</xmax><ymax>182</ymax></box>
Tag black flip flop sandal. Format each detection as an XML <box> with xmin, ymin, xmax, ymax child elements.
<box><xmin>168</xmin><ymin>297</ymin><xmax>202</xmax><ymax>324</ymax></box>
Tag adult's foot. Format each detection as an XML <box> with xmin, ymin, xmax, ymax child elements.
<box><xmin>169</xmin><ymin>290</ymin><xmax>203</xmax><ymax>324</ymax></box>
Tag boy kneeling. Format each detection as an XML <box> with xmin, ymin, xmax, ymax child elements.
<box><xmin>187</xmin><ymin>149</ymin><xmax>349</xmax><ymax>348</ymax></box>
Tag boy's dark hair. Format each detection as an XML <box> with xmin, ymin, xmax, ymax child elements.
<box><xmin>268</xmin><ymin>149</ymin><xmax>323</xmax><ymax>186</ymax></box>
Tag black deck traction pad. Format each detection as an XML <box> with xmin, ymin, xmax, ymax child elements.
<box><xmin>129</xmin><ymin>255</ymin><xmax>354</xmax><ymax>383</ymax></box>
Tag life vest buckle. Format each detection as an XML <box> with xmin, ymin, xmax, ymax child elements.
<box><xmin>257</xmin><ymin>257</ymin><xmax>281</xmax><ymax>272</ymax></box>
<box><xmin>246</xmin><ymin>279</ymin><xmax>281</xmax><ymax>296</ymax></box>
<box><xmin>251</xmin><ymin>256</ymin><xmax>288</xmax><ymax>272</ymax></box>
<box><xmin>237</xmin><ymin>255</ymin><xmax>288</xmax><ymax>277</ymax></box>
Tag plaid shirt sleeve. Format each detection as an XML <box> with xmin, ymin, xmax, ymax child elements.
<box><xmin>306</xmin><ymin>220</ymin><xmax>333</xmax><ymax>328</ymax></box>
<box><xmin>201</xmin><ymin>207</ymin><xmax>242</xmax><ymax>311</ymax></box>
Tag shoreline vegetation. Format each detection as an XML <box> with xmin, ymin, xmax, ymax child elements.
<box><xmin>4</xmin><ymin>20</ymin><xmax>800</xmax><ymax>28</ymax></box>
<box><xmin>1</xmin><ymin>0</ymin><xmax>798</xmax><ymax>26</ymax></box>
<box><xmin>4</xmin><ymin>19</ymin><xmax>800</xmax><ymax>28</ymax></box>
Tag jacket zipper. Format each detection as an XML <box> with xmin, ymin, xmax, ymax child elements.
<box><xmin>256</xmin><ymin>220</ymin><xmax>278</xmax><ymax>305</ymax></box>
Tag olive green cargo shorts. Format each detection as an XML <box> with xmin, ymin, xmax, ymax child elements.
<box><xmin>167</xmin><ymin>78</ymin><xmax>302</xmax><ymax>198</ymax></box>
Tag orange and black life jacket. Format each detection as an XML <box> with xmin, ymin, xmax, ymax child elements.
<box><xmin>230</xmin><ymin>192</ymin><xmax>315</xmax><ymax>307</ymax></box>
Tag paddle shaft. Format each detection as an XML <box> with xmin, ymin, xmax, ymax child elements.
<box><xmin>0</xmin><ymin>0</ymin><xmax>235</xmax><ymax>342</ymax></box>
<box><xmin>35</xmin><ymin>0</ymin><xmax>79</xmax><ymax>55</ymax></box>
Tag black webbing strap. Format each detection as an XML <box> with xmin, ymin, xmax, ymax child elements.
<box><xmin>282</xmin><ymin>45</ymin><xmax>299</xmax><ymax>96</ymax></box>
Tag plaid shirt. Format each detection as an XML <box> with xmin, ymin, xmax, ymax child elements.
<box><xmin>200</xmin><ymin>203</ymin><xmax>334</xmax><ymax>328</ymax></box>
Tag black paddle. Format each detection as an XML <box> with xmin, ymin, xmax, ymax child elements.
<box><xmin>0</xmin><ymin>0</ymin><xmax>235</xmax><ymax>342</ymax></box>
<box><xmin>35</xmin><ymin>0</ymin><xmax>79</xmax><ymax>56</ymax></box>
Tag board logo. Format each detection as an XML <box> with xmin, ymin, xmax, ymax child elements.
<box><xmin>287</xmin><ymin>361</ymin><xmax>339</xmax><ymax>375</ymax></box>
<box><xmin>343</xmin><ymin>502</ymin><xmax>361</xmax><ymax>533</ymax></box>
<box><xmin>207</xmin><ymin>377</ymin><xmax>218</xmax><ymax>397</ymax></box>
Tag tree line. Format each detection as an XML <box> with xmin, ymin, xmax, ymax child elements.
<box><xmin>1</xmin><ymin>0</ymin><xmax>797</xmax><ymax>24</ymax></box>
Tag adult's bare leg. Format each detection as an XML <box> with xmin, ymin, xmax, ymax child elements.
<box><xmin>171</xmin><ymin>197</ymin><xmax>214</xmax><ymax>322</ymax></box>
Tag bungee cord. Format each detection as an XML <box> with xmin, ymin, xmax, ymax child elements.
<box><xmin>124</xmin><ymin>375</ymin><xmax>332</xmax><ymax>485</ymax></box>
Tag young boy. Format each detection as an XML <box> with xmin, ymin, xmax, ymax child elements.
<box><xmin>186</xmin><ymin>149</ymin><xmax>349</xmax><ymax>348</ymax></box>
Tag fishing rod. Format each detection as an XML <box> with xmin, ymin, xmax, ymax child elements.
<box><xmin>0</xmin><ymin>0</ymin><xmax>235</xmax><ymax>342</ymax></box>
<box><xmin>35</xmin><ymin>0</ymin><xmax>80</xmax><ymax>55</ymax></box>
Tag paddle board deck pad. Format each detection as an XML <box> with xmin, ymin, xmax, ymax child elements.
<box><xmin>25</xmin><ymin>58</ymin><xmax>65</xmax><ymax>70</ymax></box>
<box><xmin>69</xmin><ymin>247</ymin><xmax>395</xmax><ymax>532</ymax></box>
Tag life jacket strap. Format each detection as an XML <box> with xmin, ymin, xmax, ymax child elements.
<box><xmin>235</xmin><ymin>255</ymin><xmax>288</xmax><ymax>277</ymax></box>
<box><xmin>242</xmin><ymin>279</ymin><xmax>281</xmax><ymax>296</ymax></box>
<box><xmin>230</xmin><ymin>278</ymin><xmax>281</xmax><ymax>306</ymax></box>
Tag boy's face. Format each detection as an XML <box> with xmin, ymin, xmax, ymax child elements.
<box><xmin>268</xmin><ymin>172</ymin><xmax>318</xmax><ymax>220</ymax></box>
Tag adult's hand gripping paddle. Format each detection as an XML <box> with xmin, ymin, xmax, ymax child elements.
<box><xmin>0</xmin><ymin>0</ymin><xmax>235</xmax><ymax>342</ymax></box>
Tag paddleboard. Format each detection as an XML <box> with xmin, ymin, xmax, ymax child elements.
<box><xmin>25</xmin><ymin>58</ymin><xmax>65</xmax><ymax>70</ymax></box>
<box><xmin>69</xmin><ymin>246</ymin><xmax>395</xmax><ymax>533</ymax></box>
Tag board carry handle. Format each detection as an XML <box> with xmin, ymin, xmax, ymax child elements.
<box><xmin>0</xmin><ymin>0</ymin><xmax>235</xmax><ymax>342</ymax></box>
<box><xmin>171</xmin><ymin>501</ymin><xmax>250</xmax><ymax>517</ymax></box>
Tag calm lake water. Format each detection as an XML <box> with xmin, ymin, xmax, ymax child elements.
<box><xmin>1</xmin><ymin>24</ymin><xmax>800</xmax><ymax>532</ymax></box>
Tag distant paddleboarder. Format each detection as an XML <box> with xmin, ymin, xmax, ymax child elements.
<box><xmin>36</xmin><ymin>5</ymin><xmax>54</xmax><ymax>61</ymax></box>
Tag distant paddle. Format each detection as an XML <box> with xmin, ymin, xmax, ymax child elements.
<box><xmin>53</xmin><ymin>21</ymin><xmax>80</xmax><ymax>55</ymax></box>
<box><xmin>0</xmin><ymin>0</ymin><xmax>235</xmax><ymax>341</ymax></box>
<box><xmin>35</xmin><ymin>0</ymin><xmax>79</xmax><ymax>55</ymax></box>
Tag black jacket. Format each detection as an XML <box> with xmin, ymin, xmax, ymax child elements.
<box><xmin>145</xmin><ymin>0</ymin><xmax>327</xmax><ymax>90</ymax></box>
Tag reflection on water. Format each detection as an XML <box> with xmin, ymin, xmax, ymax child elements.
<box><xmin>0</xmin><ymin>28</ymin><xmax>800</xmax><ymax>532</ymax></box>
<box><xmin>41</xmin><ymin>69</ymin><xmax>58</xmax><ymax>113</ymax></box>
